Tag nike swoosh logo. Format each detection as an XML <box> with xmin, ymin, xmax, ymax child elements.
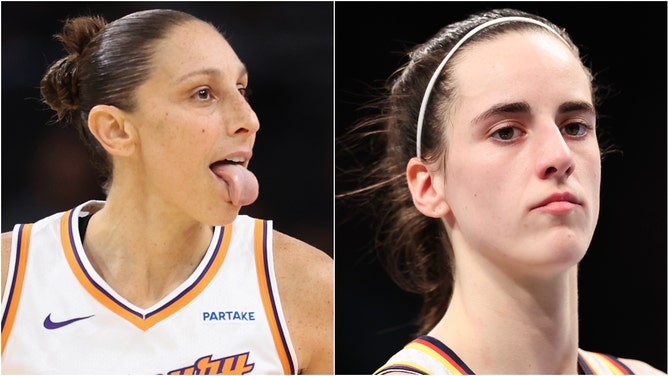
<box><xmin>43</xmin><ymin>313</ymin><xmax>95</xmax><ymax>329</ymax></box>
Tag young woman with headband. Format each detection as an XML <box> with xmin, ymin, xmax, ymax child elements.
<box><xmin>337</xmin><ymin>7</ymin><xmax>664</xmax><ymax>375</ymax></box>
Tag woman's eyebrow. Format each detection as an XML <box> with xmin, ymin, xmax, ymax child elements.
<box><xmin>558</xmin><ymin>100</ymin><xmax>596</xmax><ymax>116</ymax></box>
<box><xmin>470</xmin><ymin>100</ymin><xmax>596</xmax><ymax>126</ymax></box>
<box><xmin>174</xmin><ymin>65</ymin><xmax>248</xmax><ymax>84</ymax></box>
<box><xmin>175</xmin><ymin>68</ymin><xmax>220</xmax><ymax>84</ymax></box>
<box><xmin>470</xmin><ymin>101</ymin><xmax>530</xmax><ymax>125</ymax></box>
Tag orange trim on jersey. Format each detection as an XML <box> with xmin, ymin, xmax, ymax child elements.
<box><xmin>406</xmin><ymin>340</ymin><xmax>467</xmax><ymax>375</ymax></box>
<box><xmin>597</xmin><ymin>355</ymin><xmax>628</xmax><ymax>375</ymax></box>
<box><xmin>1</xmin><ymin>224</ymin><xmax>33</xmax><ymax>354</ymax></box>
<box><xmin>146</xmin><ymin>224</ymin><xmax>232</xmax><ymax>327</ymax></box>
<box><xmin>60</xmin><ymin>210</ymin><xmax>233</xmax><ymax>331</ymax></box>
<box><xmin>254</xmin><ymin>219</ymin><xmax>294</xmax><ymax>374</ymax></box>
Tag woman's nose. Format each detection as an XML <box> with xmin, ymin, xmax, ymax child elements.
<box><xmin>226</xmin><ymin>91</ymin><xmax>260</xmax><ymax>136</ymax></box>
<box><xmin>536</xmin><ymin>125</ymin><xmax>575</xmax><ymax>180</ymax></box>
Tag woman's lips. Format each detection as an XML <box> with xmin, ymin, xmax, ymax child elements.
<box><xmin>531</xmin><ymin>192</ymin><xmax>582</xmax><ymax>214</ymax></box>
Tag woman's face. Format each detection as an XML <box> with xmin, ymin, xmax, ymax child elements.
<box><xmin>125</xmin><ymin>20</ymin><xmax>259</xmax><ymax>225</ymax></box>
<box><xmin>439</xmin><ymin>30</ymin><xmax>600</xmax><ymax>276</ymax></box>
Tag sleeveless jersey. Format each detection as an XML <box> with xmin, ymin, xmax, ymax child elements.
<box><xmin>1</xmin><ymin>201</ymin><xmax>298</xmax><ymax>374</ymax></box>
<box><xmin>374</xmin><ymin>335</ymin><xmax>634</xmax><ymax>375</ymax></box>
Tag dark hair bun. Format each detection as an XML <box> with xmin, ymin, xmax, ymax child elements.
<box><xmin>40</xmin><ymin>16</ymin><xmax>106</xmax><ymax>122</ymax></box>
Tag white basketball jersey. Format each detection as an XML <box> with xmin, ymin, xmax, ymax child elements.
<box><xmin>1</xmin><ymin>201</ymin><xmax>298</xmax><ymax>374</ymax></box>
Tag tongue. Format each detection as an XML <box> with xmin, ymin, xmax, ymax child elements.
<box><xmin>211</xmin><ymin>163</ymin><xmax>259</xmax><ymax>206</ymax></box>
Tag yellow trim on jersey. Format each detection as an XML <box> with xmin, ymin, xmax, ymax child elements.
<box><xmin>591</xmin><ymin>352</ymin><xmax>628</xmax><ymax>375</ymax></box>
<box><xmin>60</xmin><ymin>210</ymin><xmax>233</xmax><ymax>331</ymax></box>
<box><xmin>1</xmin><ymin>224</ymin><xmax>33</xmax><ymax>353</ymax></box>
<box><xmin>254</xmin><ymin>219</ymin><xmax>293</xmax><ymax>374</ymax></box>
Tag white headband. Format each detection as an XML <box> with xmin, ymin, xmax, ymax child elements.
<box><xmin>415</xmin><ymin>16</ymin><xmax>569</xmax><ymax>158</ymax></box>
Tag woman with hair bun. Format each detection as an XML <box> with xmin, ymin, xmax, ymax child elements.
<box><xmin>1</xmin><ymin>8</ymin><xmax>332</xmax><ymax>374</ymax></box>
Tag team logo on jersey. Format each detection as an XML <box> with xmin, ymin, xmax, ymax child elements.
<box><xmin>168</xmin><ymin>352</ymin><xmax>254</xmax><ymax>374</ymax></box>
<box><xmin>202</xmin><ymin>311</ymin><xmax>256</xmax><ymax>322</ymax></box>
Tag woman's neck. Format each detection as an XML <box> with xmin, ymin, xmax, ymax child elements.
<box><xmin>429</xmin><ymin>261</ymin><xmax>580</xmax><ymax>374</ymax></box>
<box><xmin>81</xmin><ymin>195</ymin><xmax>215</xmax><ymax>309</ymax></box>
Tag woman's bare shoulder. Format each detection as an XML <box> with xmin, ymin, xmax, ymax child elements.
<box><xmin>2</xmin><ymin>231</ymin><xmax>12</xmax><ymax>251</ymax></box>
<box><xmin>619</xmin><ymin>357</ymin><xmax>666</xmax><ymax>375</ymax></box>
<box><xmin>2</xmin><ymin>231</ymin><xmax>14</xmax><ymax>298</ymax></box>
<box><xmin>272</xmin><ymin>230</ymin><xmax>333</xmax><ymax>294</ymax></box>
<box><xmin>273</xmin><ymin>230</ymin><xmax>331</xmax><ymax>270</ymax></box>
<box><xmin>272</xmin><ymin>230</ymin><xmax>333</xmax><ymax>374</ymax></box>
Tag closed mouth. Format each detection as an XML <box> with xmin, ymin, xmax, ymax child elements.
<box><xmin>532</xmin><ymin>192</ymin><xmax>582</xmax><ymax>211</ymax></box>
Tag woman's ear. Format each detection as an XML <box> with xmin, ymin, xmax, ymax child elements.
<box><xmin>406</xmin><ymin>157</ymin><xmax>450</xmax><ymax>218</ymax></box>
<box><xmin>87</xmin><ymin>104</ymin><xmax>136</xmax><ymax>156</ymax></box>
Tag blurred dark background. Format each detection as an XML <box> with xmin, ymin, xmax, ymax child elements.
<box><xmin>1</xmin><ymin>2</ymin><xmax>333</xmax><ymax>258</ymax></box>
<box><xmin>335</xmin><ymin>2</ymin><xmax>667</xmax><ymax>374</ymax></box>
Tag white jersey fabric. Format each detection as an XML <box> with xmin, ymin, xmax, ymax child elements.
<box><xmin>1</xmin><ymin>200</ymin><xmax>297</xmax><ymax>374</ymax></box>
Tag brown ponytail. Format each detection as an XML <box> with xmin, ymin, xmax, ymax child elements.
<box><xmin>40</xmin><ymin>16</ymin><xmax>106</xmax><ymax>125</ymax></box>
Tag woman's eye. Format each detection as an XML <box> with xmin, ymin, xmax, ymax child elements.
<box><xmin>562</xmin><ymin>122</ymin><xmax>589</xmax><ymax>137</ymax></box>
<box><xmin>194</xmin><ymin>88</ymin><xmax>211</xmax><ymax>101</ymax></box>
<box><xmin>491</xmin><ymin>126</ymin><xmax>522</xmax><ymax>141</ymax></box>
<box><xmin>238</xmin><ymin>86</ymin><xmax>252</xmax><ymax>102</ymax></box>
